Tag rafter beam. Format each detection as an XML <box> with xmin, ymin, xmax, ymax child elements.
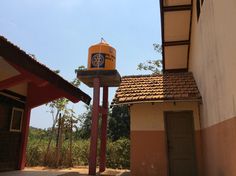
<box><xmin>0</xmin><ymin>75</ymin><xmax>28</xmax><ymax>90</ymax></box>
<box><xmin>5</xmin><ymin>61</ymin><xmax>48</xmax><ymax>86</ymax></box>
<box><xmin>163</xmin><ymin>4</ymin><xmax>192</xmax><ymax>12</ymax></box>
<box><xmin>164</xmin><ymin>40</ymin><xmax>190</xmax><ymax>46</ymax></box>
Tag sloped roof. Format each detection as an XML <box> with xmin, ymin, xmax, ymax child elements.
<box><xmin>0</xmin><ymin>36</ymin><xmax>91</xmax><ymax>105</ymax></box>
<box><xmin>113</xmin><ymin>72</ymin><xmax>201</xmax><ymax>105</ymax></box>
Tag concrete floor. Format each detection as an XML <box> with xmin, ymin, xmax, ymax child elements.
<box><xmin>0</xmin><ymin>168</ymin><xmax>130</xmax><ymax>176</ymax></box>
<box><xmin>0</xmin><ymin>170</ymin><xmax>68</xmax><ymax>176</ymax></box>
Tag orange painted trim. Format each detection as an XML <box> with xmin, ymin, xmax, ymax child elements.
<box><xmin>131</xmin><ymin>130</ymin><xmax>203</xmax><ymax>176</ymax></box>
<box><xmin>202</xmin><ymin>116</ymin><xmax>236</xmax><ymax>176</ymax></box>
<box><xmin>131</xmin><ymin>131</ymin><xmax>168</xmax><ymax>176</ymax></box>
<box><xmin>195</xmin><ymin>130</ymin><xmax>204</xmax><ymax>176</ymax></box>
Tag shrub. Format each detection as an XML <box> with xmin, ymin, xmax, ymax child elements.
<box><xmin>106</xmin><ymin>138</ymin><xmax>130</xmax><ymax>169</ymax></box>
<box><xmin>26</xmin><ymin>138</ymin><xmax>130</xmax><ymax>169</ymax></box>
<box><xmin>72</xmin><ymin>140</ymin><xmax>90</xmax><ymax>166</ymax></box>
<box><xmin>26</xmin><ymin>139</ymin><xmax>47</xmax><ymax>166</ymax></box>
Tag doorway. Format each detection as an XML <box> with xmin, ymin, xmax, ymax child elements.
<box><xmin>0</xmin><ymin>96</ymin><xmax>23</xmax><ymax>171</ymax></box>
<box><xmin>165</xmin><ymin>111</ymin><xmax>197</xmax><ymax>176</ymax></box>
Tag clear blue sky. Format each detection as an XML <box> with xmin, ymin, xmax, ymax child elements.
<box><xmin>0</xmin><ymin>0</ymin><xmax>162</xmax><ymax>129</ymax></box>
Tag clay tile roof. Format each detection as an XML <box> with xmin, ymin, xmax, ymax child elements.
<box><xmin>112</xmin><ymin>72</ymin><xmax>201</xmax><ymax>105</ymax></box>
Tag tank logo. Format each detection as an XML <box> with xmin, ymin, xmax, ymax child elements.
<box><xmin>91</xmin><ymin>53</ymin><xmax>105</xmax><ymax>68</ymax></box>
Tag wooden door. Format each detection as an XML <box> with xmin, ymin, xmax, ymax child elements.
<box><xmin>0</xmin><ymin>101</ymin><xmax>21</xmax><ymax>171</ymax></box>
<box><xmin>165</xmin><ymin>111</ymin><xmax>197</xmax><ymax>176</ymax></box>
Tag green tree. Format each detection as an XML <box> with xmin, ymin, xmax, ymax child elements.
<box><xmin>137</xmin><ymin>43</ymin><xmax>163</xmax><ymax>74</ymax></box>
<box><xmin>76</xmin><ymin>105</ymin><xmax>93</xmax><ymax>139</ymax></box>
<box><xmin>76</xmin><ymin>105</ymin><xmax>130</xmax><ymax>141</ymax></box>
<box><xmin>44</xmin><ymin>67</ymin><xmax>82</xmax><ymax>166</ymax></box>
<box><xmin>108</xmin><ymin>105</ymin><xmax>130</xmax><ymax>141</ymax></box>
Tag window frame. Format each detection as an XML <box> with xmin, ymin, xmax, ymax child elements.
<box><xmin>9</xmin><ymin>107</ymin><xmax>24</xmax><ymax>132</ymax></box>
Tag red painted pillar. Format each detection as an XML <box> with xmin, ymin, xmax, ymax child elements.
<box><xmin>89</xmin><ymin>78</ymin><xmax>100</xmax><ymax>175</ymax></box>
<box><xmin>18</xmin><ymin>84</ymin><xmax>32</xmax><ymax>170</ymax></box>
<box><xmin>99</xmin><ymin>86</ymin><xmax>108</xmax><ymax>172</ymax></box>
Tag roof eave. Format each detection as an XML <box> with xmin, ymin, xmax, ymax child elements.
<box><xmin>160</xmin><ymin>0</ymin><xmax>193</xmax><ymax>72</ymax></box>
<box><xmin>0</xmin><ymin>36</ymin><xmax>91</xmax><ymax>105</ymax></box>
<box><xmin>113</xmin><ymin>98</ymin><xmax>202</xmax><ymax>106</ymax></box>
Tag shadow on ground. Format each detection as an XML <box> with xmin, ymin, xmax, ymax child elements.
<box><xmin>0</xmin><ymin>171</ymin><xmax>65</xmax><ymax>176</ymax></box>
<box><xmin>0</xmin><ymin>171</ymin><xmax>131</xmax><ymax>176</ymax></box>
<box><xmin>116</xmin><ymin>171</ymin><xmax>130</xmax><ymax>176</ymax></box>
<box><xmin>58</xmin><ymin>172</ymin><xmax>131</xmax><ymax>176</ymax></box>
<box><xmin>58</xmin><ymin>172</ymin><xmax>83</xmax><ymax>176</ymax></box>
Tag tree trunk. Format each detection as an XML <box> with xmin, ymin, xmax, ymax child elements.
<box><xmin>69</xmin><ymin>115</ymin><xmax>73</xmax><ymax>167</ymax></box>
<box><xmin>56</xmin><ymin>114</ymin><xmax>64</xmax><ymax>167</ymax></box>
<box><xmin>44</xmin><ymin>110</ymin><xmax>59</xmax><ymax>165</ymax></box>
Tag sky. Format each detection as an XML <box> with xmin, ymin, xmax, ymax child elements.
<box><xmin>0</xmin><ymin>0</ymin><xmax>162</xmax><ymax>129</ymax></box>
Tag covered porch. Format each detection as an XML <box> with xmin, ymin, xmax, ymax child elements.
<box><xmin>0</xmin><ymin>36</ymin><xmax>91</xmax><ymax>171</ymax></box>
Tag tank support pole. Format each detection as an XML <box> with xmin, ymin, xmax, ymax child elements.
<box><xmin>99</xmin><ymin>86</ymin><xmax>109</xmax><ymax>172</ymax></box>
<box><xmin>89</xmin><ymin>78</ymin><xmax>100</xmax><ymax>175</ymax></box>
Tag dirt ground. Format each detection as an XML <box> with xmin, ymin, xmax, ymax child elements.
<box><xmin>0</xmin><ymin>166</ymin><xmax>130</xmax><ymax>176</ymax></box>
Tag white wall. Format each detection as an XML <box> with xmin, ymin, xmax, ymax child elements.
<box><xmin>189</xmin><ymin>0</ymin><xmax>236</xmax><ymax>128</ymax></box>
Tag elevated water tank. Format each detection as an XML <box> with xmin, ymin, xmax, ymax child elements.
<box><xmin>87</xmin><ymin>39</ymin><xmax>116</xmax><ymax>70</ymax></box>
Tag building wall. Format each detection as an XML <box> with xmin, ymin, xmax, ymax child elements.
<box><xmin>189</xmin><ymin>0</ymin><xmax>236</xmax><ymax>175</ymax></box>
<box><xmin>130</xmin><ymin>101</ymin><xmax>202</xmax><ymax>176</ymax></box>
<box><xmin>0</xmin><ymin>94</ymin><xmax>25</xmax><ymax>171</ymax></box>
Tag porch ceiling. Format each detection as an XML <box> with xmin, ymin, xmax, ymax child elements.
<box><xmin>160</xmin><ymin>0</ymin><xmax>192</xmax><ymax>71</ymax></box>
